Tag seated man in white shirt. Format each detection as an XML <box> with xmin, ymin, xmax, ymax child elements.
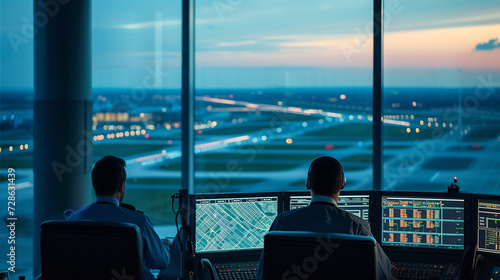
<box><xmin>68</xmin><ymin>155</ymin><xmax>170</xmax><ymax>280</ymax></box>
<box><xmin>257</xmin><ymin>156</ymin><xmax>393</xmax><ymax>280</ymax></box>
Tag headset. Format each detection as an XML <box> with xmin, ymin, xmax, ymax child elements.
<box><xmin>306</xmin><ymin>165</ymin><xmax>347</xmax><ymax>191</ymax></box>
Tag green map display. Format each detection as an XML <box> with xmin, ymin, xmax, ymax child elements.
<box><xmin>195</xmin><ymin>197</ymin><xmax>278</xmax><ymax>253</ymax></box>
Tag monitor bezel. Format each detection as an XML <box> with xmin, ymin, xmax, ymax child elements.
<box><xmin>189</xmin><ymin>191</ymin><xmax>283</xmax><ymax>255</ymax></box>
<box><xmin>376</xmin><ymin>191</ymin><xmax>471</xmax><ymax>254</ymax></box>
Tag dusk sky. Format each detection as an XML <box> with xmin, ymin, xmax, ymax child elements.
<box><xmin>1</xmin><ymin>0</ymin><xmax>499</xmax><ymax>89</ymax></box>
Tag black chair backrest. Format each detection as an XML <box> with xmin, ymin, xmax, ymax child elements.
<box><xmin>41</xmin><ymin>220</ymin><xmax>144</xmax><ymax>280</ymax></box>
<box><xmin>263</xmin><ymin>231</ymin><xmax>378</xmax><ymax>280</ymax></box>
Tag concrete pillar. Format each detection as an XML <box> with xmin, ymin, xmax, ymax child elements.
<box><xmin>33</xmin><ymin>0</ymin><xmax>92</xmax><ymax>275</ymax></box>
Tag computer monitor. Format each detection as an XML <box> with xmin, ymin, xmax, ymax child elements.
<box><xmin>381</xmin><ymin>194</ymin><xmax>465</xmax><ymax>250</ymax></box>
<box><xmin>286</xmin><ymin>191</ymin><xmax>371</xmax><ymax>222</ymax></box>
<box><xmin>477</xmin><ymin>198</ymin><xmax>500</xmax><ymax>254</ymax></box>
<box><xmin>193</xmin><ymin>192</ymin><xmax>281</xmax><ymax>254</ymax></box>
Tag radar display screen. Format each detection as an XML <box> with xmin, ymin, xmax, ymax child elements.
<box><xmin>195</xmin><ymin>196</ymin><xmax>278</xmax><ymax>253</ymax></box>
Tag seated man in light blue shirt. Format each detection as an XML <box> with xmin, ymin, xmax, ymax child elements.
<box><xmin>257</xmin><ymin>156</ymin><xmax>394</xmax><ymax>280</ymax></box>
<box><xmin>69</xmin><ymin>155</ymin><xmax>170</xmax><ymax>280</ymax></box>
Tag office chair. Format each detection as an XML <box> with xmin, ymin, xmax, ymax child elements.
<box><xmin>40</xmin><ymin>220</ymin><xmax>144</xmax><ymax>280</ymax></box>
<box><xmin>263</xmin><ymin>231</ymin><xmax>379</xmax><ymax>280</ymax></box>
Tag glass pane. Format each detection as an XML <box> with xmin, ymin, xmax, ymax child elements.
<box><xmin>383</xmin><ymin>0</ymin><xmax>500</xmax><ymax>192</ymax></box>
<box><xmin>195</xmin><ymin>0</ymin><xmax>374</xmax><ymax>193</ymax></box>
<box><xmin>0</xmin><ymin>1</ymin><xmax>34</xmax><ymax>278</ymax></box>
<box><xmin>92</xmin><ymin>1</ymin><xmax>181</xmax><ymax>236</ymax></box>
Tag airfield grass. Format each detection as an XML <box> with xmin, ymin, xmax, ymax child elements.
<box><xmin>127</xmin><ymin>177</ymin><xmax>261</xmax><ymax>187</ymax></box>
<box><xmin>160</xmin><ymin>162</ymin><xmax>299</xmax><ymax>172</ymax></box>
<box><xmin>197</xmin><ymin>153</ymin><xmax>318</xmax><ymax>162</ymax></box>
<box><xmin>93</xmin><ymin>143</ymin><xmax>169</xmax><ymax>157</ymax></box>
<box><xmin>237</xmin><ymin>143</ymin><xmax>351</xmax><ymax>151</ymax></box>
<box><xmin>343</xmin><ymin>154</ymin><xmax>372</xmax><ymax>163</ymax></box>
<box><xmin>422</xmin><ymin>157</ymin><xmax>474</xmax><ymax>170</ymax></box>
<box><xmin>0</xmin><ymin>157</ymin><xmax>33</xmax><ymax>168</ymax></box>
<box><xmin>200</xmin><ymin>125</ymin><xmax>281</xmax><ymax>136</ymax></box>
<box><xmin>123</xmin><ymin>189</ymin><xmax>177</xmax><ymax>225</ymax></box>
<box><xmin>366</xmin><ymin>145</ymin><xmax>412</xmax><ymax>150</ymax></box>
<box><xmin>462</xmin><ymin>128</ymin><xmax>500</xmax><ymax>142</ymax></box>
<box><xmin>304</xmin><ymin>122</ymin><xmax>450</xmax><ymax>140</ymax></box>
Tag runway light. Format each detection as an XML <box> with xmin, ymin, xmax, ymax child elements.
<box><xmin>131</xmin><ymin>131</ymin><xmax>135</xmax><ymax>136</ymax></box>
<box><xmin>168</xmin><ymin>140</ymin><xmax>173</xmax><ymax>145</ymax></box>
<box><xmin>144</xmin><ymin>134</ymin><xmax>150</xmax><ymax>139</ymax></box>
<box><xmin>406</xmin><ymin>128</ymin><xmax>411</xmax><ymax>133</ymax></box>
<box><xmin>412</xmin><ymin>101</ymin><xmax>417</xmax><ymax>107</ymax></box>
<box><xmin>340</xmin><ymin>94</ymin><xmax>346</xmax><ymax>100</ymax></box>
<box><xmin>20</xmin><ymin>145</ymin><xmax>23</xmax><ymax>150</ymax></box>
<box><xmin>302</xmin><ymin>122</ymin><xmax>308</xmax><ymax>127</ymax></box>
<box><xmin>197</xmin><ymin>130</ymin><xmax>202</xmax><ymax>135</ymax></box>
<box><xmin>9</xmin><ymin>146</ymin><xmax>13</xmax><ymax>152</ymax></box>
<box><xmin>140</xmin><ymin>113</ymin><xmax>145</xmax><ymax>118</ymax></box>
<box><xmin>125</xmin><ymin>131</ymin><xmax>129</xmax><ymax>137</ymax></box>
<box><xmin>286</xmin><ymin>138</ymin><xmax>293</xmax><ymax>144</ymax></box>
<box><xmin>416</xmin><ymin>128</ymin><xmax>420</xmax><ymax>133</ymax></box>
<box><xmin>25</xmin><ymin>144</ymin><xmax>28</xmax><ymax>150</ymax></box>
<box><xmin>420</xmin><ymin>120</ymin><xmax>424</xmax><ymax>125</ymax></box>
<box><xmin>325</xmin><ymin>144</ymin><xmax>334</xmax><ymax>150</ymax></box>
<box><xmin>276</xmin><ymin>127</ymin><xmax>282</xmax><ymax>133</ymax></box>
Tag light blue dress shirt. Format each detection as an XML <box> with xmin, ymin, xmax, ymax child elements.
<box><xmin>69</xmin><ymin>196</ymin><xmax>170</xmax><ymax>280</ymax></box>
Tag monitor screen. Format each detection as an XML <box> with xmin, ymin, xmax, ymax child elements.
<box><xmin>478</xmin><ymin>199</ymin><xmax>500</xmax><ymax>254</ymax></box>
<box><xmin>289</xmin><ymin>194</ymin><xmax>370</xmax><ymax>222</ymax></box>
<box><xmin>381</xmin><ymin>196</ymin><xmax>465</xmax><ymax>250</ymax></box>
<box><xmin>195</xmin><ymin>195</ymin><xmax>279</xmax><ymax>253</ymax></box>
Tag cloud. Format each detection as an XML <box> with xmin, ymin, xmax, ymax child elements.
<box><xmin>475</xmin><ymin>38</ymin><xmax>500</xmax><ymax>51</ymax></box>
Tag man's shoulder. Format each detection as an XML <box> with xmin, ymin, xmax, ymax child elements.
<box><xmin>339</xmin><ymin>209</ymin><xmax>371</xmax><ymax>232</ymax></box>
<box><xmin>69</xmin><ymin>202</ymin><xmax>149</xmax><ymax>224</ymax></box>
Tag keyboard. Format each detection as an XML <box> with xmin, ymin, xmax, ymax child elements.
<box><xmin>215</xmin><ymin>262</ymin><xmax>258</xmax><ymax>280</ymax></box>
<box><xmin>391</xmin><ymin>262</ymin><xmax>459</xmax><ymax>280</ymax></box>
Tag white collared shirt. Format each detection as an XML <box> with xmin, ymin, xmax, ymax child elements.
<box><xmin>310</xmin><ymin>194</ymin><xmax>337</xmax><ymax>206</ymax></box>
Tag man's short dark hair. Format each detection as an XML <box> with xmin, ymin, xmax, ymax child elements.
<box><xmin>308</xmin><ymin>156</ymin><xmax>344</xmax><ymax>196</ymax></box>
<box><xmin>92</xmin><ymin>155</ymin><xmax>127</xmax><ymax>196</ymax></box>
